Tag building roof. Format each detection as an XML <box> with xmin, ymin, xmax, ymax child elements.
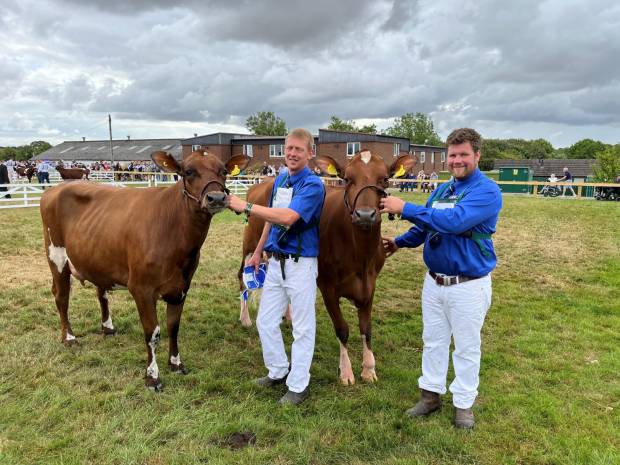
<box><xmin>494</xmin><ymin>158</ymin><xmax>597</xmax><ymax>177</ymax></box>
<box><xmin>32</xmin><ymin>139</ymin><xmax>182</xmax><ymax>162</ymax></box>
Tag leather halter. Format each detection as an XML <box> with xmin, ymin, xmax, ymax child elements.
<box><xmin>343</xmin><ymin>183</ymin><xmax>388</xmax><ymax>217</ymax></box>
<box><xmin>182</xmin><ymin>178</ymin><xmax>230</xmax><ymax>207</ymax></box>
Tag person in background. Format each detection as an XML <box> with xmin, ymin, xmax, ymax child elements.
<box><xmin>0</xmin><ymin>159</ymin><xmax>11</xmax><ymax>198</ymax></box>
<box><xmin>557</xmin><ymin>167</ymin><xmax>576</xmax><ymax>197</ymax></box>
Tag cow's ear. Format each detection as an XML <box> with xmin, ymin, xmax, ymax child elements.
<box><xmin>225</xmin><ymin>155</ymin><xmax>250</xmax><ymax>174</ymax></box>
<box><xmin>389</xmin><ymin>154</ymin><xmax>416</xmax><ymax>178</ymax></box>
<box><xmin>315</xmin><ymin>155</ymin><xmax>345</xmax><ymax>178</ymax></box>
<box><xmin>151</xmin><ymin>151</ymin><xmax>181</xmax><ymax>174</ymax></box>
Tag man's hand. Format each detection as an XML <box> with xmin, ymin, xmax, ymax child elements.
<box><xmin>245</xmin><ymin>251</ymin><xmax>262</xmax><ymax>272</ymax></box>
<box><xmin>380</xmin><ymin>196</ymin><xmax>405</xmax><ymax>215</ymax></box>
<box><xmin>227</xmin><ymin>194</ymin><xmax>246</xmax><ymax>213</ymax></box>
<box><xmin>382</xmin><ymin>236</ymin><xmax>399</xmax><ymax>258</ymax></box>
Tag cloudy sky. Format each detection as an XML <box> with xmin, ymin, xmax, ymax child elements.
<box><xmin>2</xmin><ymin>0</ymin><xmax>619</xmax><ymax>148</ymax></box>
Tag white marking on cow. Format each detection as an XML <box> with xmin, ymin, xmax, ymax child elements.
<box><xmin>102</xmin><ymin>316</ymin><xmax>114</xmax><ymax>330</ymax></box>
<box><xmin>170</xmin><ymin>354</ymin><xmax>181</xmax><ymax>366</ymax></box>
<box><xmin>47</xmin><ymin>230</ymin><xmax>68</xmax><ymax>273</ymax></box>
<box><xmin>146</xmin><ymin>326</ymin><xmax>160</xmax><ymax>379</ymax></box>
<box><xmin>361</xmin><ymin>150</ymin><xmax>371</xmax><ymax>164</ymax></box>
<box><xmin>65</xmin><ymin>333</ymin><xmax>76</xmax><ymax>342</ymax></box>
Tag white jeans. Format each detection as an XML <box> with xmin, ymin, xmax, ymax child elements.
<box><xmin>257</xmin><ymin>256</ymin><xmax>318</xmax><ymax>393</ymax></box>
<box><xmin>418</xmin><ymin>272</ymin><xmax>492</xmax><ymax>409</ymax></box>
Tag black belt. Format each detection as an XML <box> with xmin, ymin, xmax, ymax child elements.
<box><xmin>266</xmin><ymin>251</ymin><xmax>299</xmax><ymax>280</ymax></box>
<box><xmin>429</xmin><ymin>271</ymin><xmax>483</xmax><ymax>286</ymax></box>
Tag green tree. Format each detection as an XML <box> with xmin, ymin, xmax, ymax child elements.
<box><xmin>30</xmin><ymin>141</ymin><xmax>52</xmax><ymax>156</ymax></box>
<box><xmin>245</xmin><ymin>111</ymin><xmax>287</xmax><ymax>136</ymax></box>
<box><xmin>592</xmin><ymin>145</ymin><xmax>620</xmax><ymax>182</ymax></box>
<box><xmin>326</xmin><ymin>116</ymin><xmax>377</xmax><ymax>134</ymax></box>
<box><xmin>565</xmin><ymin>139</ymin><xmax>609</xmax><ymax>159</ymax></box>
<box><xmin>384</xmin><ymin>112</ymin><xmax>442</xmax><ymax>146</ymax></box>
<box><xmin>327</xmin><ymin>116</ymin><xmax>357</xmax><ymax>132</ymax></box>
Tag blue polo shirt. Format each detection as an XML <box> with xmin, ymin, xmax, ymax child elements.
<box><xmin>395</xmin><ymin>169</ymin><xmax>502</xmax><ymax>277</ymax></box>
<box><xmin>264</xmin><ymin>166</ymin><xmax>325</xmax><ymax>257</ymax></box>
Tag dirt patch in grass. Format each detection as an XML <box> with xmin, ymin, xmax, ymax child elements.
<box><xmin>0</xmin><ymin>252</ymin><xmax>50</xmax><ymax>291</ymax></box>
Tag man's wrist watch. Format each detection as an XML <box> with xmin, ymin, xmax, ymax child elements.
<box><xmin>243</xmin><ymin>202</ymin><xmax>253</xmax><ymax>217</ymax></box>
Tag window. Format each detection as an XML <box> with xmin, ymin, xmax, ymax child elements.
<box><xmin>269</xmin><ymin>144</ymin><xmax>284</xmax><ymax>157</ymax></box>
<box><xmin>312</xmin><ymin>144</ymin><xmax>316</xmax><ymax>155</ymax></box>
<box><xmin>347</xmin><ymin>142</ymin><xmax>361</xmax><ymax>157</ymax></box>
<box><xmin>431</xmin><ymin>152</ymin><xmax>435</xmax><ymax>164</ymax></box>
<box><xmin>441</xmin><ymin>151</ymin><xmax>446</xmax><ymax>162</ymax></box>
<box><xmin>243</xmin><ymin>145</ymin><xmax>253</xmax><ymax>157</ymax></box>
<box><xmin>420</xmin><ymin>151</ymin><xmax>425</xmax><ymax>163</ymax></box>
<box><xmin>191</xmin><ymin>144</ymin><xmax>201</xmax><ymax>152</ymax></box>
<box><xmin>393</xmin><ymin>143</ymin><xmax>400</xmax><ymax>156</ymax></box>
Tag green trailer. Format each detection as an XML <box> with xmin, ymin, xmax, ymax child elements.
<box><xmin>498</xmin><ymin>167</ymin><xmax>533</xmax><ymax>194</ymax></box>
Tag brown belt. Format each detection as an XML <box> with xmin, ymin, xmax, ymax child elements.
<box><xmin>429</xmin><ymin>271</ymin><xmax>483</xmax><ymax>286</ymax></box>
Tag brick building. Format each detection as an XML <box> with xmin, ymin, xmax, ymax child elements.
<box><xmin>182</xmin><ymin>129</ymin><xmax>446</xmax><ymax>173</ymax></box>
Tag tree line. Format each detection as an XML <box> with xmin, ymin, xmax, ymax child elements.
<box><xmin>0</xmin><ymin>141</ymin><xmax>52</xmax><ymax>161</ymax></box>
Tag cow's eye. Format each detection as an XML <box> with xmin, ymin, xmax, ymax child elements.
<box><xmin>220</xmin><ymin>169</ymin><xmax>228</xmax><ymax>176</ymax></box>
<box><xmin>185</xmin><ymin>169</ymin><xmax>195</xmax><ymax>177</ymax></box>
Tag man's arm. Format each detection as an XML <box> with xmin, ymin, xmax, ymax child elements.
<box><xmin>228</xmin><ymin>194</ymin><xmax>300</xmax><ymax>227</ymax></box>
<box><xmin>247</xmin><ymin>221</ymin><xmax>272</xmax><ymax>271</ymax></box>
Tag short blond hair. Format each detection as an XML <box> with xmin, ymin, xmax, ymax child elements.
<box><xmin>286</xmin><ymin>128</ymin><xmax>314</xmax><ymax>152</ymax></box>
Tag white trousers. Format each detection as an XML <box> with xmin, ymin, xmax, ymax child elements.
<box><xmin>418</xmin><ymin>272</ymin><xmax>492</xmax><ymax>409</ymax></box>
<box><xmin>256</xmin><ymin>256</ymin><xmax>318</xmax><ymax>393</ymax></box>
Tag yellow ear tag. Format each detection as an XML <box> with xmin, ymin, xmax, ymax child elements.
<box><xmin>163</xmin><ymin>162</ymin><xmax>168</xmax><ymax>167</ymax></box>
<box><xmin>327</xmin><ymin>163</ymin><xmax>338</xmax><ymax>176</ymax></box>
<box><xmin>230</xmin><ymin>164</ymin><xmax>240</xmax><ymax>176</ymax></box>
<box><xmin>394</xmin><ymin>164</ymin><xmax>406</xmax><ymax>178</ymax></box>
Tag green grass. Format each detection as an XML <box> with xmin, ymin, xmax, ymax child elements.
<box><xmin>1</xmin><ymin>193</ymin><xmax>619</xmax><ymax>465</ymax></box>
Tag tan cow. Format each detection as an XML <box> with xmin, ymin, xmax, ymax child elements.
<box><xmin>239</xmin><ymin>151</ymin><xmax>414</xmax><ymax>384</ymax></box>
<box><xmin>40</xmin><ymin>151</ymin><xmax>249</xmax><ymax>391</ymax></box>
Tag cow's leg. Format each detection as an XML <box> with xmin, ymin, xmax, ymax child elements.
<box><xmin>357</xmin><ymin>301</ymin><xmax>378</xmax><ymax>383</ymax></box>
<box><xmin>97</xmin><ymin>287</ymin><xmax>116</xmax><ymax>336</ymax></box>
<box><xmin>322</xmin><ymin>288</ymin><xmax>354</xmax><ymax>385</ymax></box>
<box><xmin>52</xmin><ymin>268</ymin><xmax>76</xmax><ymax>346</ymax></box>
<box><xmin>166</xmin><ymin>302</ymin><xmax>188</xmax><ymax>374</ymax></box>
<box><xmin>132</xmin><ymin>289</ymin><xmax>162</xmax><ymax>391</ymax></box>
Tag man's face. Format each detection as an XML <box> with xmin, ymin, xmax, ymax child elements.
<box><xmin>284</xmin><ymin>136</ymin><xmax>313</xmax><ymax>175</ymax></box>
<box><xmin>447</xmin><ymin>141</ymin><xmax>480</xmax><ymax>180</ymax></box>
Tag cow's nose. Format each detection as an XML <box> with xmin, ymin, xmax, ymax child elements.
<box><xmin>207</xmin><ymin>191</ymin><xmax>226</xmax><ymax>204</ymax></box>
<box><xmin>353</xmin><ymin>207</ymin><xmax>378</xmax><ymax>226</ymax></box>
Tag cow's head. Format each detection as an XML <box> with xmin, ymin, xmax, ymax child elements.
<box><xmin>315</xmin><ymin>151</ymin><xmax>415</xmax><ymax>228</ymax></box>
<box><xmin>151</xmin><ymin>151</ymin><xmax>250</xmax><ymax>214</ymax></box>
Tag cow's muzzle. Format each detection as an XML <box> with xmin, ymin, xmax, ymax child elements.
<box><xmin>352</xmin><ymin>207</ymin><xmax>379</xmax><ymax>228</ymax></box>
<box><xmin>184</xmin><ymin>179</ymin><xmax>230</xmax><ymax>214</ymax></box>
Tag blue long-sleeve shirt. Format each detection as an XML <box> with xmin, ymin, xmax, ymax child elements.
<box><xmin>395</xmin><ymin>168</ymin><xmax>502</xmax><ymax>277</ymax></box>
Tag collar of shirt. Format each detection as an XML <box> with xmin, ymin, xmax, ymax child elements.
<box><xmin>452</xmin><ymin>167</ymin><xmax>482</xmax><ymax>190</ymax></box>
<box><xmin>286</xmin><ymin>166</ymin><xmax>312</xmax><ymax>186</ymax></box>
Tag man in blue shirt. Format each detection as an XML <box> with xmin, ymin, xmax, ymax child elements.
<box><xmin>227</xmin><ymin>128</ymin><xmax>324</xmax><ymax>405</ymax></box>
<box><xmin>380</xmin><ymin>128</ymin><xmax>502</xmax><ymax>429</ymax></box>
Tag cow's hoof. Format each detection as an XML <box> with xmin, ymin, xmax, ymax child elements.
<box><xmin>169</xmin><ymin>363</ymin><xmax>188</xmax><ymax>375</ymax></box>
<box><xmin>361</xmin><ymin>368</ymin><xmax>378</xmax><ymax>383</ymax></box>
<box><xmin>339</xmin><ymin>369</ymin><xmax>356</xmax><ymax>386</ymax></box>
<box><xmin>145</xmin><ymin>377</ymin><xmax>163</xmax><ymax>392</ymax></box>
<box><xmin>102</xmin><ymin>326</ymin><xmax>117</xmax><ymax>337</ymax></box>
<box><xmin>63</xmin><ymin>338</ymin><xmax>78</xmax><ymax>347</ymax></box>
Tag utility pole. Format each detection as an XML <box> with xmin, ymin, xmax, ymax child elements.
<box><xmin>108</xmin><ymin>114</ymin><xmax>114</xmax><ymax>166</ymax></box>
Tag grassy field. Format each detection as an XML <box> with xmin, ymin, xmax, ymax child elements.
<box><xmin>1</xmin><ymin>192</ymin><xmax>619</xmax><ymax>465</ymax></box>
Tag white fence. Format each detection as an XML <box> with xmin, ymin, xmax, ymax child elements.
<box><xmin>0</xmin><ymin>175</ymin><xmax>261</xmax><ymax>209</ymax></box>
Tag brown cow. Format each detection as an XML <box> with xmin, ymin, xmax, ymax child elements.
<box><xmin>15</xmin><ymin>165</ymin><xmax>37</xmax><ymax>182</ymax></box>
<box><xmin>239</xmin><ymin>151</ymin><xmax>415</xmax><ymax>384</ymax></box>
<box><xmin>40</xmin><ymin>151</ymin><xmax>249</xmax><ymax>391</ymax></box>
<box><xmin>56</xmin><ymin>163</ymin><xmax>90</xmax><ymax>180</ymax></box>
